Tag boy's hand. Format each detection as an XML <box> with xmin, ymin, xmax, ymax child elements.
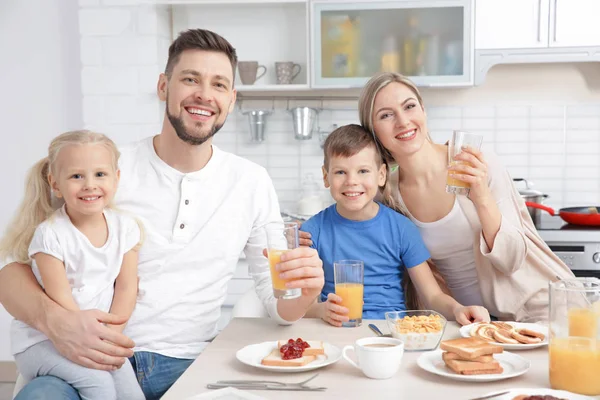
<box><xmin>453</xmin><ymin>305</ymin><xmax>491</xmax><ymax>326</ymax></box>
<box><xmin>319</xmin><ymin>293</ymin><xmax>349</xmax><ymax>327</ymax></box>
<box><xmin>294</xmin><ymin>220</ymin><xmax>313</xmax><ymax>247</ymax></box>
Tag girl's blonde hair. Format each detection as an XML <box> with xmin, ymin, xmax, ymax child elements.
<box><xmin>358</xmin><ymin>73</ymin><xmax>450</xmax><ymax>310</ymax></box>
<box><xmin>0</xmin><ymin>130</ymin><xmax>120</xmax><ymax>263</ymax></box>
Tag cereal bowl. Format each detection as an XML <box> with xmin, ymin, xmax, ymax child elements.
<box><xmin>385</xmin><ymin>310</ymin><xmax>447</xmax><ymax>351</ymax></box>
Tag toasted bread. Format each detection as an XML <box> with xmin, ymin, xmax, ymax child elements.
<box><xmin>440</xmin><ymin>337</ymin><xmax>503</xmax><ymax>360</ymax></box>
<box><xmin>442</xmin><ymin>351</ymin><xmax>495</xmax><ymax>364</ymax></box>
<box><xmin>260</xmin><ymin>348</ymin><xmax>317</xmax><ymax>367</ymax></box>
<box><xmin>445</xmin><ymin>358</ymin><xmax>503</xmax><ymax>375</ymax></box>
<box><xmin>277</xmin><ymin>340</ymin><xmax>325</xmax><ymax>356</ymax></box>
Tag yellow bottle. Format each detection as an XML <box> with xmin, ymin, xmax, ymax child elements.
<box><xmin>321</xmin><ymin>14</ymin><xmax>359</xmax><ymax>77</ymax></box>
<box><xmin>381</xmin><ymin>35</ymin><xmax>400</xmax><ymax>72</ymax></box>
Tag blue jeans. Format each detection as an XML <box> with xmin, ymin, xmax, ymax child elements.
<box><xmin>14</xmin><ymin>352</ymin><xmax>194</xmax><ymax>400</ymax></box>
<box><xmin>129</xmin><ymin>351</ymin><xmax>194</xmax><ymax>400</ymax></box>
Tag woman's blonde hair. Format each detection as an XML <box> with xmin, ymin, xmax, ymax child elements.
<box><xmin>0</xmin><ymin>130</ymin><xmax>120</xmax><ymax>263</ymax></box>
<box><xmin>358</xmin><ymin>73</ymin><xmax>450</xmax><ymax>310</ymax></box>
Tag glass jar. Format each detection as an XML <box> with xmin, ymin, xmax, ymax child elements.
<box><xmin>549</xmin><ymin>278</ymin><xmax>600</xmax><ymax>395</ymax></box>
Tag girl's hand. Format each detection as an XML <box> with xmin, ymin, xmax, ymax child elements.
<box><xmin>319</xmin><ymin>293</ymin><xmax>349</xmax><ymax>327</ymax></box>
<box><xmin>453</xmin><ymin>305</ymin><xmax>491</xmax><ymax>326</ymax></box>
<box><xmin>448</xmin><ymin>146</ymin><xmax>492</xmax><ymax>206</ymax></box>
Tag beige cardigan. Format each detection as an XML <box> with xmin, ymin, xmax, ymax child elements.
<box><xmin>389</xmin><ymin>149</ymin><xmax>575</xmax><ymax>322</ymax></box>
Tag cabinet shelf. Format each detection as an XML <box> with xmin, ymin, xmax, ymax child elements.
<box><xmin>236</xmin><ymin>84</ymin><xmax>310</xmax><ymax>92</ymax></box>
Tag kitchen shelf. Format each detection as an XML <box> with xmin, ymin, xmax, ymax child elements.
<box><xmin>141</xmin><ymin>0</ymin><xmax>306</xmax><ymax>4</ymax></box>
<box><xmin>236</xmin><ymin>84</ymin><xmax>310</xmax><ymax>92</ymax></box>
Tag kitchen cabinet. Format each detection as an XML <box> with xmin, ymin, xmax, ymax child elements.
<box><xmin>551</xmin><ymin>0</ymin><xmax>600</xmax><ymax>48</ymax></box>
<box><xmin>310</xmin><ymin>0</ymin><xmax>475</xmax><ymax>88</ymax></box>
<box><xmin>475</xmin><ymin>0</ymin><xmax>600</xmax><ymax>49</ymax></box>
<box><xmin>475</xmin><ymin>0</ymin><xmax>549</xmax><ymax>49</ymax></box>
<box><xmin>172</xmin><ymin>1</ymin><xmax>310</xmax><ymax>92</ymax></box>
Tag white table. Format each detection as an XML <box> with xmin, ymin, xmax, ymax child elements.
<box><xmin>163</xmin><ymin>318</ymin><xmax>599</xmax><ymax>400</ymax></box>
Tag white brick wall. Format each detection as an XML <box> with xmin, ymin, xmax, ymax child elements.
<box><xmin>213</xmin><ymin>102</ymin><xmax>600</xmax><ymax>214</ymax></box>
<box><xmin>79</xmin><ymin>3</ymin><xmax>170</xmax><ymax>144</ymax></box>
<box><xmin>80</xmin><ymin>4</ymin><xmax>600</xmax><ymax>215</ymax></box>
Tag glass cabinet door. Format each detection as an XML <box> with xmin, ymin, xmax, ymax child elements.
<box><xmin>310</xmin><ymin>0</ymin><xmax>474</xmax><ymax>88</ymax></box>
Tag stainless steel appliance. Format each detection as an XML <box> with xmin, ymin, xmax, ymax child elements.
<box><xmin>536</xmin><ymin>215</ymin><xmax>600</xmax><ymax>278</ymax></box>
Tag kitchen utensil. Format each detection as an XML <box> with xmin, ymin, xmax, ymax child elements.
<box><xmin>513</xmin><ymin>178</ymin><xmax>549</xmax><ymax>224</ymax></box>
<box><xmin>368</xmin><ymin>323</ymin><xmax>391</xmax><ymax>337</ymax></box>
<box><xmin>217</xmin><ymin>373</ymin><xmax>320</xmax><ymax>388</ymax></box>
<box><xmin>275</xmin><ymin>62</ymin><xmax>301</xmax><ymax>84</ymax></box>
<box><xmin>206</xmin><ymin>383</ymin><xmax>326</xmax><ymax>391</ymax></box>
<box><xmin>467</xmin><ymin>391</ymin><xmax>510</xmax><ymax>400</ymax></box>
<box><xmin>243</xmin><ymin>110</ymin><xmax>271</xmax><ymax>142</ymax></box>
<box><xmin>238</xmin><ymin>61</ymin><xmax>267</xmax><ymax>85</ymax></box>
<box><xmin>289</xmin><ymin>107</ymin><xmax>318</xmax><ymax>140</ymax></box>
<box><xmin>526</xmin><ymin>202</ymin><xmax>600</xmax><ymax>226</ymax></box>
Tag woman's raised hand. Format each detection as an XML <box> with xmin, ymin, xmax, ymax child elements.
<box><xmin>448</xmin><ymin>146</ymin><xmax>492</xmax><ymax>205</ymax></box>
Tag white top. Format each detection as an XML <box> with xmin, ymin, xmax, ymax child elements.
<box><xmin>110</xmin><ymin>137</ymin><xmax>289</xmax><ymax>358</ymax></box>
<box><xmin>401</xmin><ymin>198</ymin><xmax>484</xmax><ymax>307</ymax></box>
<box><xmin>10</xmin><ymin>206</ymin><xmax>141</xmax><ymax>355</ymax></box>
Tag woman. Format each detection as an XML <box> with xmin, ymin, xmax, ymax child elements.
<box><xmin>359</xmin><ymin>72</ymin><xmax>574</xmax><ymax>322</ymax></box>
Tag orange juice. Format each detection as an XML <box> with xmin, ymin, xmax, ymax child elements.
<box><xmin>335</xmin><ymin>283</ymin><xmax>364</xmax><ymax>319</ymax></box>
<box><xmin>569</xmin><ymin>308</ymin><xmax>598</xmax><ymax>338</ymax></box>
<box><xmin>549</xmin><ymin>337</ymin><xmax>600</xmax><ymax>395</ymax></box>
<box><xmin>268</xmin><ymin>249</ymin><xmax>288</xmax><ymax>290</ymax></box>
<box><xmin>446</xmin><ymin>161</ymin><xmax>470</xmax><ymax>188</ymax></box>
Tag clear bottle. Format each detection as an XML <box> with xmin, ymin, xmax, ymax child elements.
<box><xmin>381</xmin><ymin>35</ymin><xmax>401</xmax><ymax>73</ymax></box>
<box><xmin>297</xmin><ymin>173</ymin><xmax>324</xmax><ymax>217</ymax></box>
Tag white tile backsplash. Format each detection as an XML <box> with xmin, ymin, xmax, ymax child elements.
<box><xmin>214</xmin><ymin>102</ymin><xmax>600</xmax><ymax>212</ymax></box>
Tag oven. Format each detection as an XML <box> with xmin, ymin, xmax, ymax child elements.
<box><xmin>536</xmin><ymin>215</ymin><xmax>600</xmax><ymax>278</ymax></box>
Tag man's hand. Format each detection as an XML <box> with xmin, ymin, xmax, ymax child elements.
<box><xmin>47</xmin><ymin>308</ymin><xmax>135</xmax><ymax>370</ymax></box>
<box><xmin>276</xmin><ymin>247</ymin><xmax>324</xmax><ymax>300</ymax></box>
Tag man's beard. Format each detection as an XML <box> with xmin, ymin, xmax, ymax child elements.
<box><xmin>167</xmin><ymin>107</ymin><xmax>225</xmax><ymax>146</ymax></box>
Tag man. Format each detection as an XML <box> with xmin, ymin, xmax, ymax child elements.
<box><xmin>0</xmin><ymin>29</ymin><xmax>324</xmax><ymax>400</ymax></box>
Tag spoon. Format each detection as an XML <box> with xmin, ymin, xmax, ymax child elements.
<box><xmin>368</xmin><ymin>324</ymin><xmax>391</xmax><ymax>337</ymax></box>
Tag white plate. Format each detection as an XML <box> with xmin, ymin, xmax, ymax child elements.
<box><xmin>476</xmin><ymin>388</ymin><xmax>595</xmax><ymax>400</ymax></box>
<box><xmin>459</xmin><ymin>322</ymin><xmax>549</xmax><ymax>350</ymax></box>
<box><xmin>236</xmin><ymin>341</ymin><xmax>342</xmax><ymax>372</ymax></box>
<box><xmin>417</xmin><ymin>349</ymin><xmax>530</xmax><ymax>382</ymax></box>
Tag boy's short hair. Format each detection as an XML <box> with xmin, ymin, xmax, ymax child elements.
<box><xmin>323</xmin><ymin>124</ymin><xmax>384</xmax><ymax>170</ymax></box>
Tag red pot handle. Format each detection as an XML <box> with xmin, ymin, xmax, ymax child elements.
<box><xmin>525</xmin><ymin>201</ymin><xmax>556</xmax><ymax>216</ymax></box>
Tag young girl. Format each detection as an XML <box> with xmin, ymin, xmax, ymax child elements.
<box><xmin>302</xmin><ymin>124</ymin><xmax>490</xmax><ymax>326</ymax></box>
<box><xmin>0</xmin><ymin>131</ymin><xmax>145</xmax><ymax>400</ymax></box>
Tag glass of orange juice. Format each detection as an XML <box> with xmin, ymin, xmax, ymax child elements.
<box><xmin>446</xmin><ymin>130</ymin><xmax>483</xmax><ymax>196</ymax></box>
<box><xmin>549</xmin><ymin>278</ymin><xmax>600</xmax><ymax>396</ymax></box>
<box><xmin>266</xmin><ymin>221</ymin><xmax>301</xmax><ymax>300</ymax></box>
<box><xmin>334</xmin><ymin>260</ymin><xmax>364</xmax><ymax>327</ymax></box>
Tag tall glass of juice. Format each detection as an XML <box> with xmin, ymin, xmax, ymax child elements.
<box><xmin>446</xmin><ymin>130</ymin><xmax>483</xmax><ymax>196</ymax></box>
<box><xmin>549</xmin><ymin>278</ymin><xmax>600</xmax><ymax>396</ymax></box>
<box><xmin>266</xmin><ymin>221</ymin><xmax>301</xmax><ymax>300</ymax></box>
<box><xmin>334</xmin><ymin>260</ymin><xmax>364</xmax><ymax>327</ymax></box>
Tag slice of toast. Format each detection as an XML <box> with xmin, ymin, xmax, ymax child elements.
<box><xmin>277</xmin><ymin>340</ymin><xmax>325</xmax><ymax>356</ymax></box>
<box><xmin>261</xmin><ymin>348</ymin><xmax>317</xmax><ymax>367</ymax></box>
<box><xmin>442</xmin><ymin>351</ymin><xmax>495</xmax><ymax>364</ymax></box>
<box><xmin>440</xmin><ymin>337</ymin><xmax>503</xmax><ymax>360</ymax></box>
<box><xmin>444</xmin><ymin>358</ymin><xmax>504</xmax><ymax>375</ymax></box>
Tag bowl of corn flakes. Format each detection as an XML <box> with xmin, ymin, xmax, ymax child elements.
<box><xmin>385</xmin><ymin>310</ymin><xmax>446</xmax><ymax>351</ymax></box>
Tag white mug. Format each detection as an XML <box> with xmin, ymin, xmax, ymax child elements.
<box><xmin>342</xmin><ymin>337</ymin><xmax>404</xmax><ymax>379</ymax></box>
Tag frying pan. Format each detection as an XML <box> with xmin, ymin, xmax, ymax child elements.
<box><xmin>526</xmin><ymin>202</ymin><xmax>600</xmax><ymax>226</ymax></box>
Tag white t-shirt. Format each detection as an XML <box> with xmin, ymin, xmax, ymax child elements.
<box><xmin>402</xmin><ymin>199</ymin><xmax>484</xmax><ymax>307</ymax></box>
<box><xmin>10</xmin><ymin>206</ymin><xmax>141</xmax><ymax>355</ymax></box>
<box><xmin>110</xmin><ymin>138</ymin><xmax>289</xmax><ymax>358</ymax></box>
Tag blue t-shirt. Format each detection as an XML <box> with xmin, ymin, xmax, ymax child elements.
<box><xmin>301</xmin><ymin>203</ymin><xmax>430</xmax><ymax>319</ymax></box>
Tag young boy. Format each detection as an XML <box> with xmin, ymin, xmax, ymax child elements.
<box><xmin>302</xmin><ymin>124</ymin><xmax>490</xmax><ymax>326</ymax></box>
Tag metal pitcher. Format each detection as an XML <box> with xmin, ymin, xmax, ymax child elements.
<box><xmin>289</xmin><ymin>107</ymin><xmax>319</xmax><ymax>140</ymax></box>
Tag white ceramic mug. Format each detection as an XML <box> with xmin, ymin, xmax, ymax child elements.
<box><xmin>342</xmin><ymin>337</ymin><xmax>404</xmax><ymax>379</ymax></box>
